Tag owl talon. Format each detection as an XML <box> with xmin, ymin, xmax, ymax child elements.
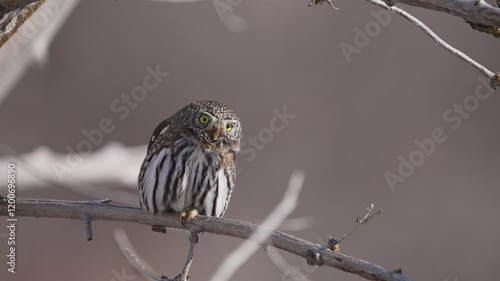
<box><xmin>181</xmin><ymin>209</ymin><xmax>199</xmax><ymax>227</ymax></box>
<box><xmin>332</xmin><ymin>244</ymin><xmax>340</xmax><ymax>253</ymax></box>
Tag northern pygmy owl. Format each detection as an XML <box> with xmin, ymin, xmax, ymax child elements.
<box><xmin>138</xmin><ymin>100</ymin><xmax>242</xmax><ymax>225</ymax></box>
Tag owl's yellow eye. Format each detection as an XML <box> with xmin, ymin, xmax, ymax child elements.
<box><xmin>199</xmin><ymin>115</ymin><xmax>210</xmax><ymax>124</ymax></box>
<box><xmin>226</xmin><ymin>123</ymin><xmax>234</xmax><ymax>132</ymax></box>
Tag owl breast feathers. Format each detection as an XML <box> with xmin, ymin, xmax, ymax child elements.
<box><xmin>138</xmin><ymin>100</ymin><xmax>242</xmax><ymax>218</ymax></box>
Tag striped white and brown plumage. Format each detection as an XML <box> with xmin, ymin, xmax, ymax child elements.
<box><xmin>138</xmin><ymin>101</ymin><xmax>241</xmax><ymax>218</ymax></box>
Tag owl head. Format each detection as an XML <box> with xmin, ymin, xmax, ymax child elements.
<box><xmin>176</xmin><ymin>100</ymin><xmax>242</xmax><ymax>152</ymax></box>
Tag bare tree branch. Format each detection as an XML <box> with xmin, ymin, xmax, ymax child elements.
<box><xmin>394</xmin><ymin>0</ymin><xmax>500</xmax><ymax>28</ymax></box>
<box><xmin>0</xmin><ymin>195</ymin><xmax>412</xmax><ymax>281</ymax></box>
<box><xmin>310</xmin><ymin>0</ymin><xmax>500</xmax><ymax>30</ymax></box>
<box><xmin>363</xmin><ymin>0</ymin><xmax>500</xmax><ymax>88</ymax></box>
<box><xmin>309</xmin><ymin>1</ymin><xmax>500</xmax><ymax>85</ymax></box>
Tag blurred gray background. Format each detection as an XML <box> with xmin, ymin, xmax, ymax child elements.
<box><xmin>1</xmin><ymin>0</ymin><xmax>499</xmax><ymax>281</ymax></box>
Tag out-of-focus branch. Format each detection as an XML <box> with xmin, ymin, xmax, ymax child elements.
<box><xmin>115</xmin><ymin>228</ymin><xmax>179</xmax><ymax>281</ymax></box>
<box><xmin>0</xmin><ymin>0</ymin><xmax>42</xmax><ymax>47</ymax></box>
<box><xmin>0</xmin><ymin>0</ymin><xmax>80</xmax><ymax>105</ymax></box>
<box><xmin>209</xmin><ymin>171</ymin><xmax>304</xmax><ymax>281</ymax></box>
<box><xmin>0</xmin><ymin>195</ymin><xmax>412</xmax><ymax>281</ymax></box>
<box><xmin>0</xmin><ymin>142</ymin><xmax>144</xmax><ymax>204</ymax></box>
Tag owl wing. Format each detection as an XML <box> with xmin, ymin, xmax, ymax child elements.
<box><xmin>147</xmin><ymin>117</ymin><xmax>174</xmax><ymax>152</ymax></box>
<box><xmin>139</xmin><ymin>128</ymin><xmax>188</xmax><ymax>214</ymax></box>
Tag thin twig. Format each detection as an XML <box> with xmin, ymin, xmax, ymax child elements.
<box><xmin>0</xmin><ymin>195</ymin><xmax>413</xmax><ymax>281</ymax></box>
<box><xmin>328</xmin><ymin>203</ymin><xmax>383</xmax><ymax>250</ymax></box>
<box><xmin>179</xmin><ymin>226</ymin><xmax>199</xmax><ymax>281</ymax></box>
<box><xmin>84</xmin><ymin>212</ymin><xmax>93</xmax><ymax>241</ymax></box>
<box><xmin>209</xmin><ymin>170</ymin><xmax>305</xmax><ymax>281</ymax></box>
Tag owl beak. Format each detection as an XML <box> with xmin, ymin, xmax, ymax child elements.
<box><xmin>210</xmin><ymin>124</ymin><xmax>225</xmax><ymax>141</ymax></box>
